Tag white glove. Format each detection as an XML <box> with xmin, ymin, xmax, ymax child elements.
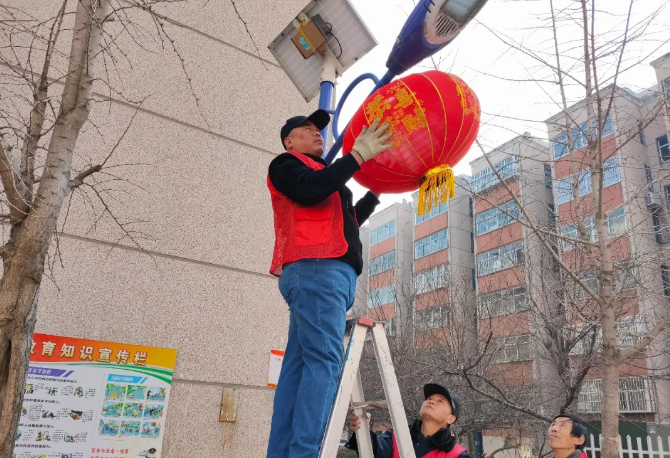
<box><xmin>352</xmin><ymin>119</ymin><xmax>394</xmax><ymax>162</ymax></box>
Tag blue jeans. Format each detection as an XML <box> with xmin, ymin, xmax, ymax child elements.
<box><xmin>267</xmin><ymin>259</ymin><xmax>357</xmax><ymax>458</ymax></box>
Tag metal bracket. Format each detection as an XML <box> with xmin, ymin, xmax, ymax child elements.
<box><xmin>219</xmin><ymin>387</ymin><xmax>239</xmax><ymax>423</ymax></box>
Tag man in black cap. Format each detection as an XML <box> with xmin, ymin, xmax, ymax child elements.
<box><xmin>549</xmin><ymin>414</ymin><xmax>588</xmax><ymax>458</ymax></box>
<box><xmin>346</xmin><ymin>383</ymin><xmax>470</xmax><ymax>458</ymax></box>
<box><xmin>266</xmin><ymin>109</ymin><xmax>392</xmax><ymax>458</ymax></box>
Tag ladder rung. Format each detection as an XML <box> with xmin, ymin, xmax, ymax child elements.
<box><xmin>351</xmin><ymin>401</ymin><xmax>388</xmax><ymax>410</ymax></box>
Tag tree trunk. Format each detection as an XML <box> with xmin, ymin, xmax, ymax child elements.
<box><xmin>0</xmin><ymin>0</ymin><xmax>109</xmax><ymax>454</ymax></box>
<box><xmin>600</xmin><ymin>314</ymin><xmax>621</xmax><ymax>458</ymax></box>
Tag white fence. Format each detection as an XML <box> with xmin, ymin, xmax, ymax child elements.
<box><xmin>584</xmin><ymin>435</ymin><xmax>670</xmax><ymax>458</ymax></box>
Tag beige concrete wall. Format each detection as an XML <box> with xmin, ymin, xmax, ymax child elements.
<box><xmin>2</xmin><ymin>1</ymin><xmax>335</xmax><ymax>457</ymax></box>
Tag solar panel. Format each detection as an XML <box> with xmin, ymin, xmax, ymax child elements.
<box><xmin>269</xmin><ymin>0</ymin><xmax>377</xmax><ymax>102</ymax></box>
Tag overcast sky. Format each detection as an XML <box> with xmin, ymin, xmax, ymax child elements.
<box><xmin>333</xmin><ymin>0</ymin><xmax>669</xmax><ymax>211</ymax></box>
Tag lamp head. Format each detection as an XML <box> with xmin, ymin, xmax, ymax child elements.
<box><xmin>386</xmin><ymin>0</ymin><xmax>489</xmax><ymax>76</ymax></box>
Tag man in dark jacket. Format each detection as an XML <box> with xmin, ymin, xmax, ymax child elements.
<box><xmin>549</xmin><ymin>414</ymin><xmax>588</xmax><ymax>458</ymax></box>
<box><xmin>347</xmin><ymin>383</ymin><xmax>471</xmax><ymax>458</ymax></box>
<box><xmin>266</xmin><ymin>109</ymin><xmax>392</xmax><ymax>458</ymax></box>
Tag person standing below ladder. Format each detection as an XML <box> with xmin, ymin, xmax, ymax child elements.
<box><xmin>346</xmin><ymin>383</ymin><xmax>471</xmax><ymax>458</ymax></box>
<box><xmin>266</xmin><ymin>109</ymin><xmax>393</xmax><ymax>458</ymax></box>
<box><xmin>548</xmin><ymin>414</ymin><xmax>588</xmax><ymax>458</ymax></box>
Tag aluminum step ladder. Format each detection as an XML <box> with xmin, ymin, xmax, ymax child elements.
<box><xmin>318</xmin><ymin>317</ymin><xmax>416</xmax><ymax>458</ymax></box>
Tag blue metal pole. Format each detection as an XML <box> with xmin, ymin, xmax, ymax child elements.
<box><xmin>324</xmin><ymin>70</ymin><xmax>396</xmax><ymax>164</ymax></box>
<box><xmin>331</xmin><ymin>73</ymin><xmax>381</xmax><ymax>143</ymax></box>
<box><xmin>318</xmin><ymin>81</ymin><xmax>334</xmax><ymax>155</ymax></box>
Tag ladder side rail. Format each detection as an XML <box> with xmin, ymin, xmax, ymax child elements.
<box><xmin>371</xmin><ymin>323</ymin><xmax>416</xmax><ymax>458</ymax></box>
<box><xmin>318</xmin><ymin>323</ymin><xmax>369</xmax><ymax>458</ymax></box>
<box><xmin>351</xmin><ymin>373</ymin><xmax>375</xmax><ymax>458</ymax></box>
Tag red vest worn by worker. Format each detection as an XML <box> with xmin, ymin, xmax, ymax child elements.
<box><xmin>267</xmin><ymin>151</ymin><xmax>348</xmax><ymax>277</ymax></box>
<box><xmin>391</xmin><ymin>433</ymin><xmax>467</xmax><ymax>458</ymax></box>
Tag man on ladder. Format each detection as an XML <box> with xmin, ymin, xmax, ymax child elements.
<box><xmin>266</xmin><ymin>109</ymin><xmax>392</xmax><ymax>458</ymax></box>
<box><xmin>346</xmin><ymin>383</ymin><xmax>471</xmax><ymax>458</ymax></box>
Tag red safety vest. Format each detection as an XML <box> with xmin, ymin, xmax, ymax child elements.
<box><xmin>267</xmin><ymin>151</ymin><xmax>348</xmax><ymax>276</ymax></box>
<box><xmin>392</xmin><ymin>433</ymin><xmax>467</xmax><ymax>458</ymax></box>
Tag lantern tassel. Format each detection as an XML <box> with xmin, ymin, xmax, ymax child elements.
<box><xmin>417</xmin><ymin>165</ymin><xmax>455</xmax><ymax>216</ymax></box>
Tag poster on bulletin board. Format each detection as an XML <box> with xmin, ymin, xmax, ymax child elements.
<box><xmin>14</xmin><ymin>333</ymin><xmax>177</xmax><ymax>458</ymax></box>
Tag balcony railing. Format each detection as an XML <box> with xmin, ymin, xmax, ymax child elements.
<box><xmin>471</xmin><ymin>157</ymin><xmax>519</xmax><ymax>194</ymax></box>
<box><xmin>578</xmin><ymin>376</ymin><xmax>655</xmax><ymax>413</ymax></box>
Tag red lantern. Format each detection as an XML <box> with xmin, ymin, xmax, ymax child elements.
<box><xmin>342</xmin><ymin>70</ymin><xmax>480</xmax><ymax>215</ymax></box>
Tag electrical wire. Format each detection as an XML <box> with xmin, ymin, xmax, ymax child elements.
<box><xmin>323</xmin><ymin>21</ymin><xmax>343</xmax><ymax>59</ymax></box>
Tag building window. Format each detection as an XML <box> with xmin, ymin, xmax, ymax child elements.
<box><xmin>369</xmin><ymin>251</ymin><xmax>395</xmax><ymax>276</ymax></box>
<box><xmin>479</xmin><ymin>286</ymin><xmax>527</xmax><ymax>318</ymax></box>
<box><xmin>645</xmin><ymin>164</ymin><xmax>654</xmax><ymax>189</ymax></box>
<box><xmin>570</xmin><ymin>315</ymin><xmax>644</xmax><ymax>358</ymax></box>
<box><xmin>369</xmin><ymin>285</ymin><xmax>395</xmax><ymax>308</ymax></box>
<box><xmin>415</xmin><ymin>201</ymin><xmax>448</xmax><ymax>224</ymax></box>
<box><xmin>652</xmin><ymin>211</ymin><xmax>663</xmax><ymax>244</ymax></box>
<box><xmin>570</xmin><ymin>322</ymin><xmax>603</xmax><ymax>356</ymax></box>
<box><xmin>618</xmin><ymin>315</ymin><xmax>647</xmax><ymax>349</ymax></box>
<box><xmin>491</xmin><ymin>334</ymin><xmax>532</xmax><ymax>364</ymax></box>
<box><xmin>553</xmin><ymin>114</ymin><xmax>613</xmax><ymax>160</ymax></box>
<box><xmin>578</xmin><ymin>169</ymin><xmax>592</xmax><ymax>196</ymax></box>
<box><xmin>571</xmin><ymin>122</ymin><xmax>589</xmax><ymax>149</ymax></box>
<box><xmin>471</xmin><ymin>156</ymin><xmax>519</xmax><ymax>193</ymax></box>
<box><xmin>666</xmin><ymin>186</ymin><xmax>670</xmax><ymax>212</ymax></box>
<box><xmin>603</xmin><ymin>156</ymin><xmax>621</xmax><ymax>187</ymax></box>
<box><xmin>555</xmin><ymin>176</ymin><xmax>573</xmax><ymax>205</ymax></box>
<box><xmin>597</xmin><ymin>113</ymin><xmax>614</xmax><ymax>138</ymax></box>
<box><xmin>547</xmin><ymin>204</ymin><xmax>557</xmax><ymax>227</ymax></box>
<box><xmin>475</xmin><ymin>201</ymin><xmax>521</xmax><ymax>236</ymax></box>
<box><xmin>477</xmin><ymin>241</ymin><xmax>524</xmax><ymax>277</ymax></box>
<box><xmin>371</xmin><ymin>220</ymin><xmax>396</xmax><ymax>245</ymax></box>
<box><xmin>555</xmin><ymin>169</ymin><xmax>595</xmax><ymax>205</ymax></box>
<box><xmin>658</xmin><ymin>135</ymin><xmax>670</xmax><ymax>163</ymax></box>
<box><xmin>577</xmin><ymin>380</ymin><xmax>602</xmax><ymax>413</ymax></box>
<box><xmin>415</xmin><ymin>229</ymin><xmax>448</xmax><ymax>259</ymax></box>
<box><xmin>605</xmin><ymin>207</ymin><xmax>626</xmax><ymax>237</ymax></box>
<box><xmin>567</xmin><ymin>270</ymin><xmax>599</xmax><ymax>302</ymax></box>
<box><xmin>544</xmin><ymin>163</ymin><xmax>553</xmax><ymax>189</ymax></box>
<box><xmin>414</xmin><ymin>305</ymin><xmax>450</xmax><ymax>332</ymax></box>
<box><xmin>662</xmin><ymin>265</ymin><xmax>670</xmax><ymax>297</ymax></box>
<box><xmin>561</xmin><ymin>218</ymin><xmax>596</xmax><ymax>252</ymax></box>
<box><xmin>663</xmin><ymin>77</ymin><xmax>670</xmax><ymax>108</ymax></box>
<box><xmin>578</xmin><ymin>377</ymin><xmax>655</xmax><ymax>413</ymax></box>
<box><xmin>415</xmin><ymin>264</ymin><xmax>449</xmax><ymax>295</ymax></box>
<box><xmin>553</xmin><ymin>133</ymin><xmax>568</xmax><ymax>159</ymax></box>
<box><xmin>614</xmin><ymin>260</ymin><xmax>635</xmax><ymax>292</ymax></box>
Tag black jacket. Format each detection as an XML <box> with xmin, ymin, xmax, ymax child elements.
<box><xmin>268</xmin><ymin>152</ymin><xmax>379</xmax><ymax>276</ymax></box>
<box><xmin>345</xmin><ymin>419</ymin><xmax>472</xmax><ymax>458</ymax></box>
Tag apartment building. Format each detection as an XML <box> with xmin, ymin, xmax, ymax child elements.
<box><xmin>365</xmin><ymin>201</ymin><xmax>415</xmax><ymax>337</ymax></box>
<box><xmin>545</xmin><ymin>65</ymin><xmax>670</xmax><ymax>422</ymax></box>
<box><xmin>351</xmin><ymin>226</ymin><xmax>371</xmax><ymax>319</ymax></box>
<box><xmin>411</xmin><ymin>175</ymin><xmax>476</xmax><ymax>349</ymax></box>
<box><xmin>470</xmin><ymin>134</ymin><xmax>554</xmax><ymax>388</ymax></box>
